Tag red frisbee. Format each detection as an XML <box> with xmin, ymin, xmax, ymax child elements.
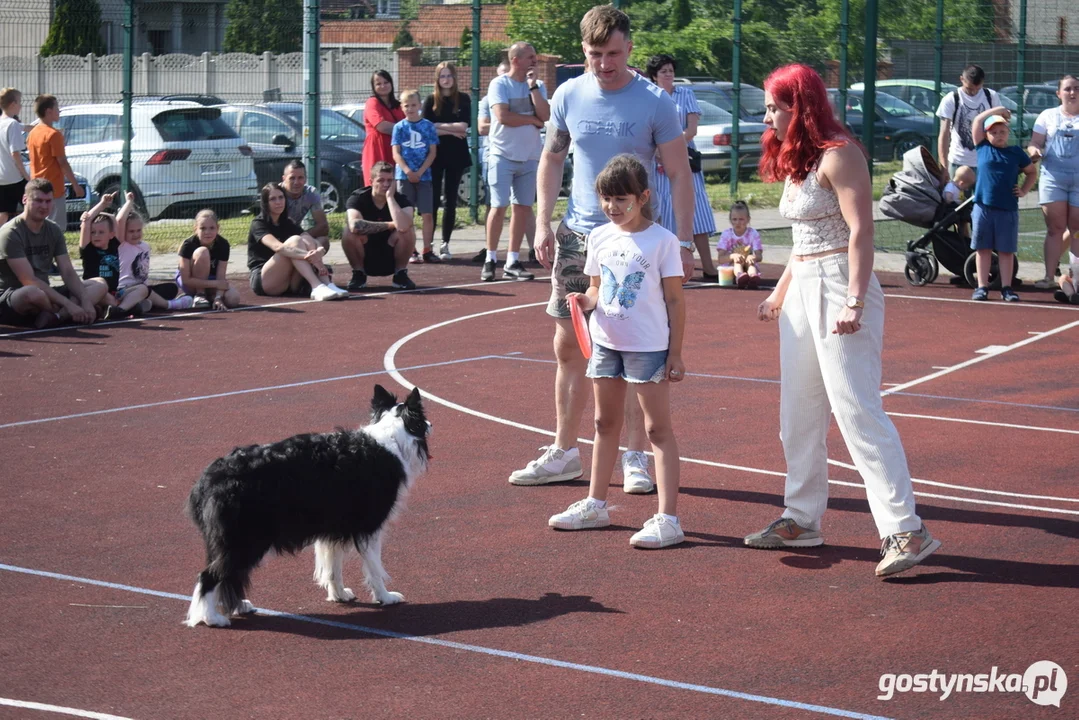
<box><xmin>568</xmin><ymin>295</ymin><xmax>592</xmax><ymax>360</ymax></box>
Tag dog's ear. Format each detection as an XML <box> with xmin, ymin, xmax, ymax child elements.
<box><xmin>405</xmin><ymin>386</ymin><xmax>424</xmax><ymax>413</ymax></box>
<box><xmin>371</xmin><ymin>384</ymin><xmax>398</xmax><ymax>419</ymax></box>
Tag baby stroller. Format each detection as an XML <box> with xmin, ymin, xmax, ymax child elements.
<box><xmin>879</xmin><ymin>147</ymin><xmax>1018</xmax><ymax>288</ymax></box>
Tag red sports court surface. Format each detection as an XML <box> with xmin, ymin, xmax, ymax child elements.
<box><xmin>1</xmin><ymin>261</ymin><xmax>1076</xmax><ymax>720</ymax></box>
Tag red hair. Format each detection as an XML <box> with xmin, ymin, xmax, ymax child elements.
<box><xmin>758</xmin><ymin>64</ymin><xmax>853</xmax><ymax>183</ymax></box>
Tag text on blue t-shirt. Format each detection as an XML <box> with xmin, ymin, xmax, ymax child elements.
<box><xmin>391</xmin><ymin>118</ymin><xmax>439</xmax><ymax>182</ymax></box>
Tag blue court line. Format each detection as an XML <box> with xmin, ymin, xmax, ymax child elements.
<box><xmin>0</xmin><ymin>355</ymin><xmax>497</xmax><ymax>430</ymax></box>
<box><xmin>0</xmin><ymin>562</ymin><xmax>893</xmax><ymax>720</ymax></box>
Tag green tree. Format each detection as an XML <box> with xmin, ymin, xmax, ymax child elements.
<box><xmin>223</xmin><ymin>0</ymin><xmax>303</xmax><ymax>54</ymax></box>
<box><xmin>506</xmin><ymin>0</ymin><xmax>598</xmax><ymax>62</ymax></box>
<box><xmin>392</xmin><ymin>21</ymin><xmax>415</xmax><ymax>50</ymax></box>
<box><xmin>40</xmin><ymin>0</ymin><xmax>106</xmax><ymax>57</ymax></box>
<box><xmin>669</xmin><ymin>0</ymin><xmax>692</xmax><ymax>31</ymax></box>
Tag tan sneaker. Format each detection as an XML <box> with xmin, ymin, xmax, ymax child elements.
<box><xmin>875</xmin><ymin>525</ymin><xmax>941</xmax><ymax>577</ymax></box>
<box><xmin>744</xmin><ymin>517</ymin><xmax>823</xmax><ymax>548</ymax></box>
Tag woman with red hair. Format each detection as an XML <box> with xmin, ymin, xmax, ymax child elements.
<box><xmin>743</xmin><ymin>64</ymin><xmax>941</xmax><ymax>578</ymax></box>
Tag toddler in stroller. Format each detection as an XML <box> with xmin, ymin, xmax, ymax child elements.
<box><xmin>880</xmin><ymin>147</ymin><xmax>1018</xmax><ymax>288</ymax></box>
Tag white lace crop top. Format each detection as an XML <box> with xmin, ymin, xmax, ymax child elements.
<box><xmin>779</xmin><ymin>167</ymin><xmax>850</xmax><ymax>255</ymax></box>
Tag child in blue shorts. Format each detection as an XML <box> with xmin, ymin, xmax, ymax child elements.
<box><xmin>969</xmin><ymin>107</ymin><xmax>1038</xmax><ymax>301</ymax></box>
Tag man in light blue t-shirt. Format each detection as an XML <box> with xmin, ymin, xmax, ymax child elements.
<box><xmin>482</xmin><ymin>42</ymin><xmax>548</xmax><ymax>282</ymax></box>
<box><xmin>507</xmin><ymin>4</ymin><xmax>695</xmax><ymax>494</ymax></box>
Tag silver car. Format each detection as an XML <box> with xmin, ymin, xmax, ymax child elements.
<box><xmin>693</xmin><ymin>100</ymin><xmax>766</xmax><ymax>174</ymax></box>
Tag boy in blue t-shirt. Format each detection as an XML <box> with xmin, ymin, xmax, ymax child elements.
<box><xmin>969</xmin><ymin>106</ymin><xmax>1038</xmax><ymax>301</ymax></box>
<box><xmin>391</xmin><ymin>90</ymin><xmax>439</xmax><ymax>263</ymax></box>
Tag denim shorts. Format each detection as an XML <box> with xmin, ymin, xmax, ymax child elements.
<box><xmin>971</xmin><ymin>204</ymin><xmax>1019</xmax><ymax>254</ymax></box>
<box><xmin>586</xmin><ymin>344</ymin><xmax>669</xmax><ymax>384</ymax></box>
<box><xmin>1038</xmin><ymin>166</ymin><xmax>1079</xmax><ymax>207</ymax></box>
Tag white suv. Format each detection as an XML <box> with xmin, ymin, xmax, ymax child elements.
<box><xmin>55</xmin><ymin>102</ymin><xmax>257</xmax><ymax>219</ymax></box>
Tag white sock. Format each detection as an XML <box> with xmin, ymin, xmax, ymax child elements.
<box><xmin>486</xmin><ymin>249</ymin><xmax>497</xmax><ymax>262</ymax></box>
<box><xmin>660</xmin><ymin>513</ymin><xmax>679</xmax><ymax>525</ymax></box>
<box><xmin>507</xmin><ymin>251</ymin><xmax>519</xmax><ymax>266</ymax></box>
<box><xmin>167</xmin><ymin>297</ymin><xmax>186</xmax><ymax>309</ymax></box>
<box><xmin>589</xmin><ymin>497</ymin><xmax>607</xmax><ymax>509</ymax></box>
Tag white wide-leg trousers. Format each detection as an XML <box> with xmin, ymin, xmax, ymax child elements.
<box><xmin>778</xmin><ymin>253</ymin><xmax>921</xmax><ymax>538</ymax></box>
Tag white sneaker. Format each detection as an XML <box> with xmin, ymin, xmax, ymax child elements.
<box><xmin>310</xmin><ymin>284</ymin><xmax>339</xmax><ymax>301</ymax></box>
<box><xmin>549</xmin><ymin>498</ymin><xmax>610</xmax><ymax>530</ymax></box>
<box><xmin>509</xmin><ymin>446</ymin><xmax>583</xmax><ymax>486</ymax></box>
<box><xmin>439</xmin><ymin>243</ymin><xmax>452</xmax><ymax>261</ymax></box>
<box><xmin>325</xmin><ymin>282</ymin><xmax>349</xmax><ymax>299</ymax></box>
<box><xmin>622</xmin><ymin>451</ymin><xmax>654</xmax><ymax>494</ymax></box>
<box><xmin>630</xmin><ymin>514</ymin><xmax>685</xmax><ymax>549</ymax></box>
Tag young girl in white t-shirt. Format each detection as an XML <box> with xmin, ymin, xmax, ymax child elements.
<box><xmin>548</xmin><ymin>154</ymin><xmax>687</xmax><ymax>549</ymax></box>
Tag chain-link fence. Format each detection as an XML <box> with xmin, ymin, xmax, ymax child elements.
<box><xmin>1</xmin><ymin>0</ymin><xmax>1074</xmax><ymax>263</ymax></box>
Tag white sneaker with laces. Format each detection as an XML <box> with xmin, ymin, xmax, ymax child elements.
<box><xmin>549</xmin><ymin>498</ymin><xmax>610</xmax><ymax>530</ymax></box>
<box><xmin>630</xmin><ymin>514</ymin><xmax>685</xmax><ymax>549</ymax></box>
<box><xmin>508</xmin><ymin>446</ymin><xmax>583</xmax><ymax>485</ymax></box>
<box><xmin>310</xmin><ymin>284</ymin><xmax>339</xmax><ymax>301</ymax></box>
<box><xmin>192</xmin><ymin>295</ymin><xmax>211</xmax><ymax>309</ymax></box>
<box><xmin>622</xmin><ymin>451</ymin><xmax>654</xmax><ymax>494</ymax></box>
<box><xmin>439</xmin><ymin>243</ymin><xmax>452</xmax><ymax>261</ymax></box>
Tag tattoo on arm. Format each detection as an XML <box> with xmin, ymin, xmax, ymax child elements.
<box><xmin>545</xmin><ymin>128</ymin><xmax>571</xmax><ymax>154</ymax></box>
<box><xmin>351</xmin><ymin>218</ymin><xmax>396</xmax><ymax>235</ymax></box>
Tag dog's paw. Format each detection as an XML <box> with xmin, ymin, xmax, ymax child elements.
<box><xmin>235</xmin><ymin>600</ymin><xmax>257</xmax><ymax>616</ymax></box>
<box><xmin>326</xmin><ymin>587</ymin><xmax>356</xmax><ymax>603</ymax></box>
<box><xmin>376</xmin><ymin>591</ymin><xmax>404</xmax><ymax>605</ymax></box>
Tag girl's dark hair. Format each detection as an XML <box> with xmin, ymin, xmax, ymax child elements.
<box><xmin>259</xmin><ymin>182</ymin><xmax>285</xmax><ymax>220</ymax></box>
<box><xmin>729</xmin><ymin>200</ymin><xmax>750</xmax><ymax>217</ymax></box>
<box><xmin>1059</xmin><ymin>74</ymin><xmax>1079</xmax><ymax>91</ymax></box>
<box><xmin>371</xmin><ymin>70</ymin><xmax>400</xmax><ymax>110</ymax></box>
<box><xmin>646</xmin><ymin>54</ymin><xmax>676</xmax><ymax>83</ymax></box>
<box><xmin>595</xmin><ymin>154</ymin><xmax>653</xmax><ymax>221</ymax></box>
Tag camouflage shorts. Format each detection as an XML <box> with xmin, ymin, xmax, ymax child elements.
<box><xmin>546</xmin><ymin>220</ymin><xmax>592</xmax><ymax>319</ymax></box>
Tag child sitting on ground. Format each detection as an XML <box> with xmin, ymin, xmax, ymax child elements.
<box><xmin>716</xmin><ymin>201</ymin><xmax>763</xmax><ymax>288</ymax></box>
<box><xmin>115</xmin><ymin>192</ymin><xmax>193</xmax><ymax>314</ymax></box>
<box><xmin>176</xmin><ymin>209</ymin><xmax>240</xmax><ymax>310</ymax></box>
<box><xmin>78</xmin><ymin>192</ymin><xmax>143</xmax><ymax>320</ymax></box>
<box><xmin>1055</xmin><ymin>251</ymin><xmax>1079</xmax><ymax>305</ymax></box>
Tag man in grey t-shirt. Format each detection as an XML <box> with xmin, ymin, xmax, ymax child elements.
<box><xmin>0</xmin><ymin>178</ymin><xmax>104</xmax><ymax>327</ymax></box>
<box><xmin>282</xmin><ymin>160</ymin><xmax>330</xmax><ymax>251</ymax></box>
<box><xmin>507</xmin><ymin>5</ymin><xmax>694</xmax><ymax>490</ymax></box>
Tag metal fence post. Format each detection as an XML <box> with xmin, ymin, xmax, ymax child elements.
<box><xmin>303</xmin><ymin>0</ymin><xmax>321</xmax><ymax>188</ymax></box>
<box><xmin>121</xmin><ymin>0</ymin><xmax>133</xmax><ymax>195</ymax></box>
<box><xmin>730</xmin><ymin>0</ymin><xmax>742</xmax><ymax>197</ymax></box>
<box><xmin>470</xmin><ymin>0</ymin><xmax>481</xmax><ymax>222</ymax></box>
<box><xmin>933</xmin><ymin>0</ymin><xmax>943</xmax><ymax>159</ymax></box>
<box><xmin>838</xmin><ymin>0</ymin><xmax>849</xmax><ymax>128</ymax></box>
<box><xmin>862</xmin><ymin>0</ymin><xmax>879</xmax><ymax>176</ymax></box>
<box><xmin>1017</xmin><ymin>0</ymin><xmax>1027</xmax><ymax>138</ymax></box>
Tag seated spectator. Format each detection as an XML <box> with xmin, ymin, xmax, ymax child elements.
<box><xmin>0</xmin><ymin>178</ymin><xmax>106</xmax><ymax>328</ymax></box>
<box><xmin>114</xmin><ymin>193</ymin><xmax>193</xmax><ymax>314</ymax></box>
<box><xmin>716</xmin><ymin>201</ymin><xmax>763</xmax><ymax>288</ymax></box>
<box><xmin>247</xmin><ymin>182</ymin><xmax>347</xmax><ymax>301</ymax></box>
<box><xmin>281</xmin><ymin>159</ymin><xmax>330</xmax><ymax>252</ymax></box>
<box><xmin>78</xmin><ymin>191</ymin><xmax>137</xmax><ymax>320</ymax></box>
<box><xmin>176</xmin><ymin>209</ymin><xmax>241</xmax><ymax>310</ymax></box>
<box><xmin>341</xmin><ymin>161</ymin><xmax>417</xmax><ymax>291</ymax></box>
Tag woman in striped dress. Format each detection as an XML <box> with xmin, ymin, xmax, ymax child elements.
<box><xmin>646</xmin><ymin>54</ymin><xmax>719</xmax><ymax>280</ymax></box>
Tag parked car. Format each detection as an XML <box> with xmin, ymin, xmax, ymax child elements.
<box><xmin>675</xmin><ymin>80</ymin><xmax>769</xmax><ymax>123</ymax></box>
<box><xmin>46</xmin><ymin>102</ymin><xmax>257</xmax><ymax>221</ymax></box>
<box><xmin>332</xmin><ymin>103</ymin><xmax>365</xmax><ymax>126</ymax></box>
<box><xmin>692</xmin><ymin>100</ymin><xmax>766</xmax><ymax>174</ymax></box>
<box><xmin>129</xmin><ymin>94</ymin><xmax>228</xmax><ymax>106</ymax></box>
<box><xmin>827</xmin><ymin>89</ymin><xmax>935</xmax><ymax>159</ymax></box>
<box><xmin>219</xmin><ymin>103</ymin><xmax>366</xmax><ymax>213</ymax></box>
<box><xmin>999</xmin><ymin>83</ymin><xmax>1060</xmax><ymax>116</ymax></box>
<box><xmin>851</xmin><ymin>79</ymin><xmax>1036</xmax><ymax>142</ymax></box>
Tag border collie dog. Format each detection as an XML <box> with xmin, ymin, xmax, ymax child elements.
<box><xmin>185</xmin><ymin>385</ymin><xmax>430</xmax><ymax>627</ymax></box>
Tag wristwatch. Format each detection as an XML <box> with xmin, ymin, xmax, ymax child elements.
<box><xmin>845</xmin><ymin>296</ymin><xmax>865</xmax><ymax>309</ymax></box>
<box><xmin>678</xmin><ymin>240</ymin><xmax>694</xmax><ymax>251</ymax></box>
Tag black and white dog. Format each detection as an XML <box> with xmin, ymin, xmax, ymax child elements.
<box><xmin>185</xmin><ymin>385</ymin><xmax>430</xmax><ymax>627</ymax></box>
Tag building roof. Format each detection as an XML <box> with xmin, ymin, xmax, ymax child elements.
<box><xmin>323</xmin><ymin>4</ymin><xmax>512</xmax><ymax>47</ymax></box>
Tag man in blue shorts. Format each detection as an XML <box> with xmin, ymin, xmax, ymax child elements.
<box><xmin>509</xmin><ymin>4</ymin><xmax>695</xmax><ymax>490</ymax></box>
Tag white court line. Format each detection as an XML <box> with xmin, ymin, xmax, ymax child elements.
<box><xmin>0</xmin><ymin>355</ymin><xmax>497</xmax><ymax>430</ymax></box>
<box><xmin>0</xmin><ymin>563</ymin><xmax>892</xmax><ymax>720</ymax></box>
<box><xmin>0</xmin><ymin>276</ymin><xmax>534</xmax><ymax>340</ymax></box>
<box><xmin>384</xmin><ymin>304</ymin><xmax>1079</xmax><ymax>516</ymax></box>
<box><xmin>490</xmin><ymin>355</ymin><xmax>1079</xmax><ymax>435</ymax></box>
<box><xmin>884</xmin><ymin>293</ymin><xmax>1079</xmax><ymax>310</ymax></box>
<box><xmin>0</xmin><ymin>698</ymin><xmax>134</xmax><ymax>720</ymax></box>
